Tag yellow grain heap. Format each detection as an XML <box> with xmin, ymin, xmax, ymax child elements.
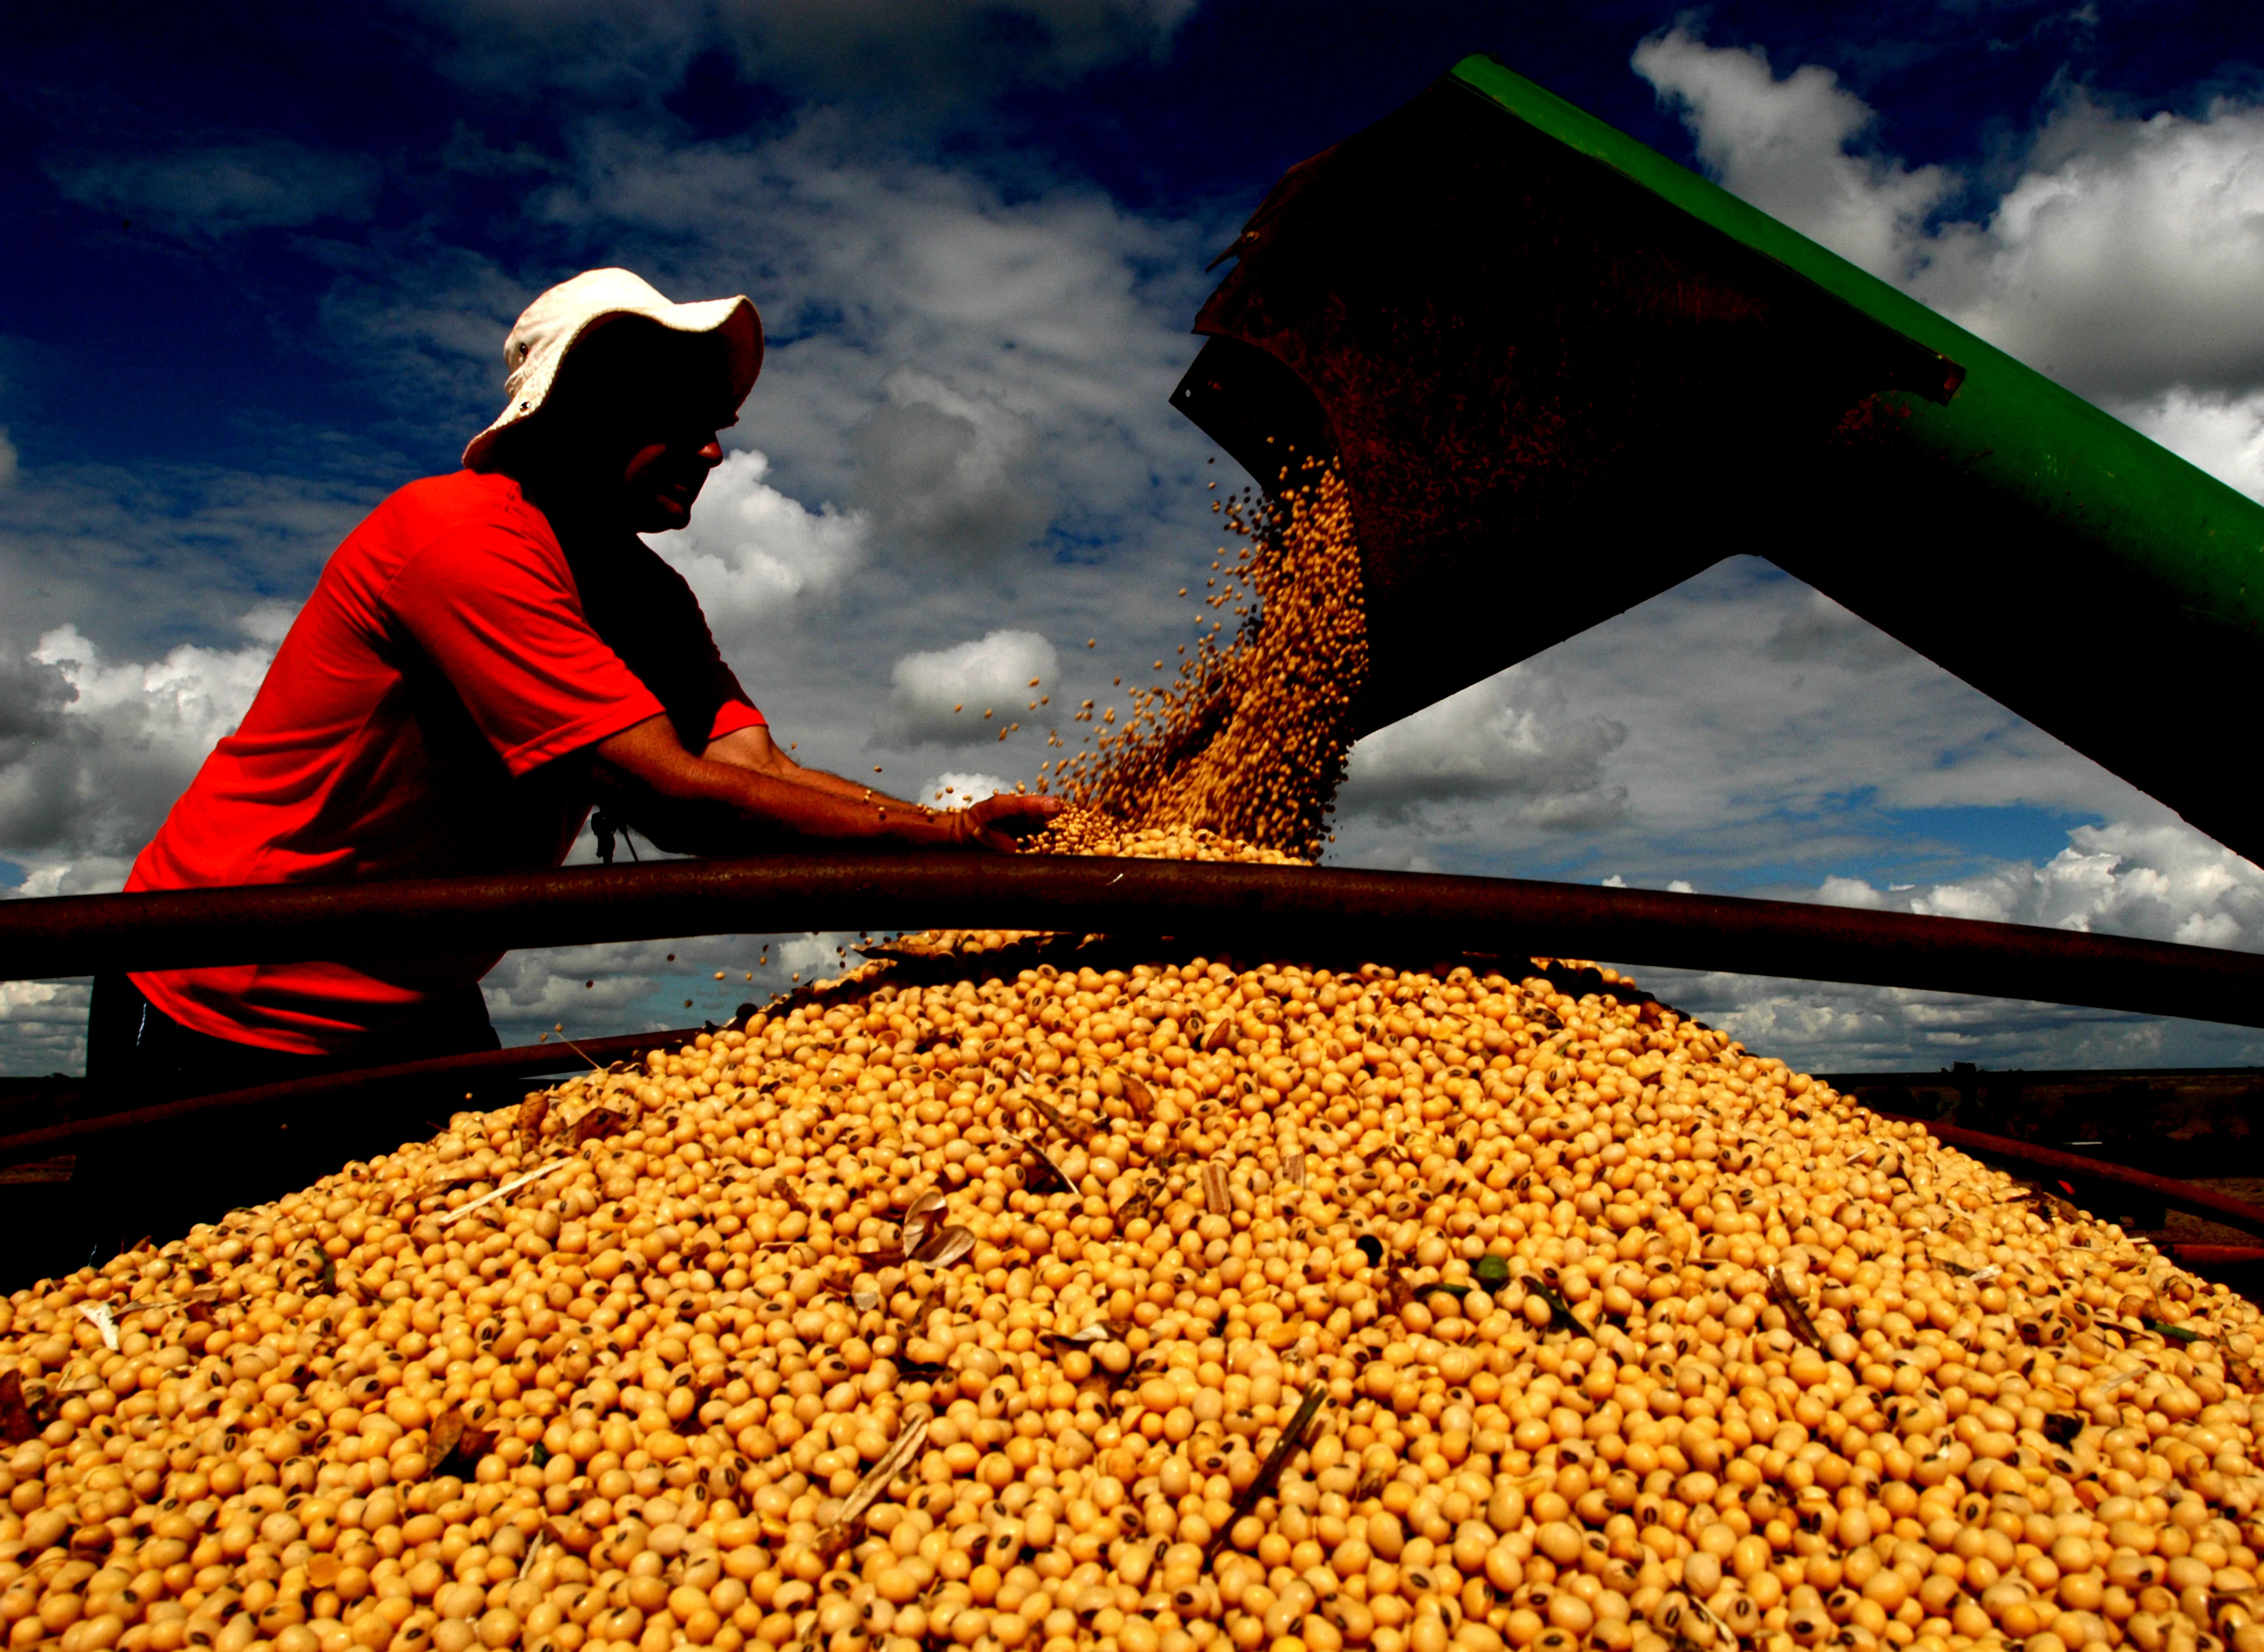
<box><xmin>911</xmin><ymin>807</ymin><xmax>1304</xmax><ymax>960</ymax></box>
<box><xmin>6</xmin><ymin>954</ymin><xmax>2263</xmax><ymax>1652</ymax></box>
<box><xmin>1050</xmin><ymin>461</ymin><xmax>1368</xmax><ymax>861</ymax></box>
<box><xmin>1025</xmin><ymin>809</ymin><xmax>1307</xmax><ymax>868</ymax></box>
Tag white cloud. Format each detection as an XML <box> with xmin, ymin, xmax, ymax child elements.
<box><xmin>2108</xmin><ymin>388</ymin><xmax>2264</xmax><ymax>502</ymax></box>
<box><xmin>0</xmin><ymin>609</ymin><xmax>281</xmax><ymax>885</ymax></box>
<box><xmin>1631</xmin><ymin>28</ymin><xmax>1951</xmax><ymax>282</ymax></box>
<box><xmin>649</xmin><ymin>448</ymin><xmax>870</xmax><ymax>641</ymax></box>
<box><xmin>0</xmin><ymin>461</ymin><xmax>378</xmax><ymax>660</ymax></box>
<box><xmin>1624</xmin><ymin>817</ymin><xmax>2264</xmax><ymax>1065</ymax></box>
<box><xmin>925</xmin><ymin>771</ymin><xmax>1007</xmax><ymax>805</ymax></box>
<box><xmin>850</xmin><ymin>369</ymin><xmax>1047</xmax><ymax>562</ymax></box>
<box><xmin>879</xmin><ymin>629</ymin><xmax>1059</xmax><ymax>745</ymax></box>
<box><xmin>48</xmin><ymin>141</ymin><xmax>381</xmax><ymax>235</ymax></box>
<box><xmin>1635</xmin><ymin>28</ymin><xmax>2264</xmax><ymax>418</ymax></box>
<box><xmin>1619</xmin><ymin>960</ymin><xmax>2264</xmax><ymax>1072</ymax></box>
<box><xmin>238</xmin><ymin>600</ymin><xmax>300</xmax><ymax>647</ymax></box>
<box><xmin>1818</xmin><ymin>874</ymin><xmax>1887</xmax><ymax>909</ymax></box>
<box><xmin>31</xmin><ymin>621</ymin><xmax>272</xmax><ymax>755</ymax></box>
<box><xmin>1338</xmin><ymin>666</ymin><xmax>1628</xmax><ymax>830</ymax></box>
<box><xmin>1802</xmin><ymin>819</ymin><xmax>2264</xmax><ymax>959</ymax></box>
<box><xmin>1894</xmin><ymin>819</ymin><xmax>2264</xmax><ymax>945</ymax></box>
<box><xmin>1911</xmin><ymin>95</ymin><xmax>2264</xmax><ymax>400</ymax></box>
<box><xmin>0</xmin><ymin>982</ymin><xmax>61</xmax><ymax>1015</ymax></box>
<box><xmin>1325</xmin><ymin>558</ymin><xmax>2169</xmax><ymax>889</ymax></box>
<box><xmin>0</xmin><ymin>979</ymin><xmax>84</xmax><ymax>1078</ymax></box>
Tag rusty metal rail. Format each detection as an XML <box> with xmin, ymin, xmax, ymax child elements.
<box><xmin>4</xmin><ymin>855</ymin><xmax>2263</xmax><ymax>1026</ymax></box>
<box><xmin>0</xmin><ymin>1025</ymin><xmax>705</xmax><ymax>1171</ymax></box>
<box><xmin>1884</xmin><ymin>1112</ymin><xmax>2264</xmax><ymax>1241</ymax></box>
<box><xmin>2163</xmin><ymin>1245</ymin><xmax>2264</xmax><ymax>1267</ymax></box>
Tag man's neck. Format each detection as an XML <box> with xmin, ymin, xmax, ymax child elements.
<box><xmin>509</xmin><ymin>464</ymin><xmax>635</xmax><ymax>546</ymax></box>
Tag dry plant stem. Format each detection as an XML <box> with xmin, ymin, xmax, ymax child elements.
<box><xmin>1204</xmin><ymin>1381</ymin><xmax>1330</xmax><ymax>1566</ymax></box>
<box><xmin>436</xmin><ymin>1158</ymin><xmax>575</xmax><ymax>1228</ymax></box>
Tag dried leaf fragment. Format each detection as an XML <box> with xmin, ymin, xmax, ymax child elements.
<box><xmin>911</xmin><ymin>1224</ymin><xmax>977</xmax><ymax>1267</ymax></box>
<box><xmin>1521</xmin><ymin>1273</ymin><xmax>1595</xmax><ymax>1340</ymax></box>
<box><xmin>1017</xmin><ymin>1075</ymin><xmax>1088</xmax><ymax>1143</ymax></box>
<box><xmin>425</xmin><ymin>1409</ymin><xmax>464</xmax><ymax>1476</ymax></box>
<box><xmin>79</xmin><ymin>1302</ymin><xmax>119</xmax><ymax>1353</ymax></box>
<box><xmin>900</xmin><ymin>1187</ymin><xmax>947</xmax><ymax>1257</ymax></box>
<box><xmin>1202</xmin><ymin>1016</ymin><xmax>1235</xmax><ymax>1053</ymax></box>
<box><xmin>1766</xmin><ymin>1266</ymin><xmax>1825</xmax><ymax>1351</ymax></box>
<box><xmin>1049</xmin><ymin>1322</ymin><xmax>1126</xmax><ymax>1345</ymax></box>
<box><xmin>519</xmin><ymin>1092</ymin><xmax>551</xmax><ymax>1150</ymax></box>
<box><xmin>1201</xmin><ymin>1161</ymin><xmax>1231</xmax><ymax>1216</ymax></box>
<box><xmin>424</xmin><ymin>1407</ymin><xmax>499</xmax><ymax>1479</ymax></box>
<box><xmin>544</xmin><ymin>1517</ymin><xmax>597</xmax><ymax>1554</ymax></box>
<box><xmin>1035</xmin><ymin>1093</ymin><xmax>1088</xmax><ymax>1142</ymax></box>
<box><xmin>570</xmin><ymin>1108</ymin><xmax>629</xmax><ymax>1148</ymax></box>
<box><xmin>1014</xmin><ymin>1133</ymin><xmax>1074</xmax><ymax>1196</ymax></box>
<box><xmin>1120</xmin><ymin>1073</ymin><xmax>1154</xmax><ymax>1118</ymax></box>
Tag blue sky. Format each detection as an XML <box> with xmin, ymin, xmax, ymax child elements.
<box><xmin>6</xmin><ymin>0</ymin><xmax>2264</xmax><ymax>1075</ymax></box>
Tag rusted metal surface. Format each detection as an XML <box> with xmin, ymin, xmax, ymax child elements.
<box><xmin>1825</xmin><ymin>1065</ymin><xmax>2264</xmax><ymax>1191</ymax></box>
<box><xmin>1881</xmin><ymin>1112</ymin><xmax>2264</xmax><ymax>1241</ymax></box>
<box><xmin>0</xmin><ymin>1024</ymin><xmax>706</xmax><ymax>1171</ymax></box>
<box><xmin>2161</xmin><ymin>1245</ymin><xmax>2264</xmax><ymax>1268</ymax></box>
<box><xmin>4</xmin><ymin>855</ymin><xmax>2264</xmax><ymax>1028</ymax></box>
<box><xmin>1175</xmin><ymin>64</ymin><xmax>2264</xmax><ymax>874</ymax></box>
<box><xmin>1176</xmin><ymin>76</ymin><xmax>1966</xmax><ymax>742</ymax></box>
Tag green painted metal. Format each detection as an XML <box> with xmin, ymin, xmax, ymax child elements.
<box><xmin>1445</xmin><ymin>54</ymin><xmax>2264</xmax><ymax>643</ymax></box>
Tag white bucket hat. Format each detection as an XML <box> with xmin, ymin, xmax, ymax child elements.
<box><xmin>462</xmin><ymin>267</ymin><xmax>763</xmax><ymax>470</ymax></box>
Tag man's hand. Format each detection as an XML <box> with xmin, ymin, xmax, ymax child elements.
<box><xmin>951</xmin><ymin>792</ymin><xmax>1062</xmax><ymax>852</ymax></box>
<box><xmin>587</xmin><ymin>714</ymin><xmax>1060</xmax><ymax>855</ymax></box>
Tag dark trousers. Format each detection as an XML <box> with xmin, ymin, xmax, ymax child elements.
<box><xmin>58</xmin><ymin>974</ymin><xmax>502</xmax><ymax>1269</ymax></box>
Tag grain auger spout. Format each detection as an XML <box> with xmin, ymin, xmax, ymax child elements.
<box><xmin>1172</xmin><ymin>53</ymin><xmax>2264</xmax><ymax>870</ymax></box>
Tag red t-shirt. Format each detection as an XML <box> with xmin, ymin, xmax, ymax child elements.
<box><xmin>126</xmin><ymin>469</ymin><xmax>763</xmax><ymax>1056</ymax></box>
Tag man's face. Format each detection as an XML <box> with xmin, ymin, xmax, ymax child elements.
<box><xmin>617</xmin><ymin>416</ymin><xmax>727</xmax><ymax>534</ymax></box>
<box><xmin>546</xmin><ymin>322</ymin><xmax>738</xmax><ymax>532</ymax></box>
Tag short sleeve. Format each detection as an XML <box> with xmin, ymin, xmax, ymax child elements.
<box><xmin>386</xmin><ymin>527</ymin><xmax>666</xmax><ymax>776</ymax></box>
<box><xmin>709</xmin><ymin>699</ymin><xmax>766</xmax><ymax>742</ymax></box>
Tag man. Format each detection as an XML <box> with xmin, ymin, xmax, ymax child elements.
<box><xmin>75</xmin><ymin>268</ymin><xmax>1055</xmax><ymax>1243</ymax></box>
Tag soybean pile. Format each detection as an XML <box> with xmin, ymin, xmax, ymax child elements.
<box><xmin>9</xmin><ymin>950</ymin><xmax>2264</xmax><ymax>1652</ymax></box>
<box><xmin>1051</xmin><ymin>459</ymin><xmax>1367</xmax><ymax>861</ymax></box>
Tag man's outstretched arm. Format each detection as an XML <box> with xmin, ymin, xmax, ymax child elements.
<box><xmin>589</xmin><ymin>715</ymin><xmax>1055</xmax><ymax>855</ymax></box>
<box><xmin>701</xmin><ymin>723</ymin><xmax>916</xmax><ymax>805</ymax></box>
